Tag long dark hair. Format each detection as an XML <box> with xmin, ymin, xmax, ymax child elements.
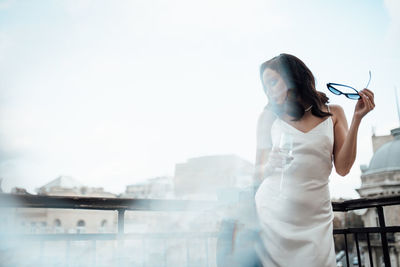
<box><xmin>259</xmin><ymin>53</ymin><xmax>331</xmax><ymax>120</ymax></box>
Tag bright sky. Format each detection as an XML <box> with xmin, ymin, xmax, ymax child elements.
<box><xmin>1</xmin><ymin>0</ymin><xmax>399</xmax><ymax>198</ymax></box>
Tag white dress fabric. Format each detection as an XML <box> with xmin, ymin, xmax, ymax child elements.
<box><xmin>255</xmin><ymin>109</ymin><xmax>336</xmax><ymax>267</ymax></box>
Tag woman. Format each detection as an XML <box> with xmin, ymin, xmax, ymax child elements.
<box><xmin>254</xmin><ymin>53</ymin><xmax>375</xmax><ymax>266</ymax></box>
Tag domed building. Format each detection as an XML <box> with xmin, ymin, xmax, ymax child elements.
<box><xmin>358</xmin><ymin>127</ymin><xmax>400</xmax><ymax>197</ymax></box>
<box><xmin>356</xmin><ymin>127</ymin><xmax>400</xmax><ymax>267</ymax></box>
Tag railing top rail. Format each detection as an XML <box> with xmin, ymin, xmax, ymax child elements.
<box><xmin>2</xmin><ymin>193</ymin><xmax>400</xmax><ymax>212</ymax></box>
<box><xmin>332</xmin><ymin>195</ymin><xmax>400</xmax><ymax>211</ymax></box>
<box><xmin>0</xmin><ymin>232</ymin><xmax>219</xmax><ymax>241</ymax></box>
<box><xmin>0</xmin><ymin>193</ymin><xmax>217</xmax><ymax>211</ymax></box>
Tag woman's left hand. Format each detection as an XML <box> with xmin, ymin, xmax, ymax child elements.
<box><xmin>354</xmin><ymin>88</ymin><xmax>375</xmax><ymax>120</ymax></box>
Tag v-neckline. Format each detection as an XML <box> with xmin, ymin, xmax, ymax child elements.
<box><xmin>278</xmin><ymin>117</ymin><xmax>331</xmax><ymax>134</ymax></box>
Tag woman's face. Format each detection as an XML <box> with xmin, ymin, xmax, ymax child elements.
<box><xmin>262</xmin><ymin>68</ymin><xmax>288</xmax><ymax>105</ymax></box>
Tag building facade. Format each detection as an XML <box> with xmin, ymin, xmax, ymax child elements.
<box><xmin>356</xmin><ymin>127</ymin><xmax>400</xmax><ymax>267</ymax></box>
<box><xmin>12</xmin><ymin>176</ymin><xmax>117</xmax><ymax>234</ymax></box>
<box><xmin>174</xmin><ymin>154</ymin><xmax>254</xmax><ymax>200</ymax></box>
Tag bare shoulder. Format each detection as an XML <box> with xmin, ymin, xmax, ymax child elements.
<box><xmin>327</xmin><ymin>104</ymin><xmax>346</xmax><ymax>125</ymax></box>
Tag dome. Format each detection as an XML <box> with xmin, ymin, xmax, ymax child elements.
<box><xmin>364</xmin><ymin>128</ymin><xmax>400</xmax><ymax>175</ymax></box>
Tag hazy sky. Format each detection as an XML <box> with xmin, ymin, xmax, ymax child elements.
<box><xmin>1</xmin><ymin>0</ymin><xmax>399</xmax><ymax>198</ymax></box>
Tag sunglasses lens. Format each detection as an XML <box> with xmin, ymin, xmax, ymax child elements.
<box><xmin>346</xmin><ymin>94</ymin><xmax>361</xmax><ymax>100</ymax></box>
<box><xmin>328</xmin><ymin>85</ymin><xmax>341</xmax><ymax>95</ymax></box>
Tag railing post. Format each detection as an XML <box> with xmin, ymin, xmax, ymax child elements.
<box><xmin>366</xmin><ymin>233</ymin><xmax>374</xmax><ymax>267</ymax></box>
<box><xmin>344</xmin><ymin>233</ymin><xmax>350</xmax><ymax>267</ymax></box>
<box><xmin>377</xmin><ymin>206</ymin><xmax>391</xmax><ymax>267</ymax></box>
<box><xmin>39</xmin><ymin>239</ymin><xmax>44</xmax><ymax>266</ymax></box>
<box><xmin>142</xmin><ymin>238</ymin><xmax>146</xmax><ymax>267</ymax></box>
<box><xmin>186</xmin><ymin>238</ymin><xmax>190</xmax><ymax>267</ymax></box>
<box><xmin>205</xmin><ymin>237</ymin><xmax>209</xmax><ymax>267</ymax></box>
<box><xmin>163</xmin><ymin>239</ymin><xmax>167</xmax><ymax>267</ymax></box>
<box><xmin>91</xmin><ymin>240</ymin><xmax>96</xmax><ymax>267</ymax></box>
<box><xmin>117</xmin><ymin>209</ymin><xmax>125</xmax><ymax>236</ymax></box>
<box><xmin>117</xmin><ymin>209</ymin><xmax>125</xmax><ymax>266</ymax></box>
<box><xmin>66</xmin><ymin>240</ymin><xmax>71</xmax><ymax>267</ymax></box>
<box><xmin>354</xmin><ymin>233</ymin><xmax>361</xmax><ymax>267</ymax></box>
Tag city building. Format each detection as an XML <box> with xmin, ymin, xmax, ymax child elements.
<box><xmin>174</xmin><ymin>154</ymin><xmax>254</xmax><ymax>200</ymax></box>
<box><xmin>2</xmin><ymin>154</ymin><xmax>256</xmax><ymax>266</ymax></box>
<box><xmin>356</xmin><ymin>127</ymin><xmax>400</xmax><ymax>266</ymax></box>
<box><xmin>121</xmin><ymin>176</ymin><xmax>174</xmax><ymax>199</ymax></box>
<box><xmin>12</xmin><ymin>175</ymin><xmax>117</xmax><ymax>234</ymax></box>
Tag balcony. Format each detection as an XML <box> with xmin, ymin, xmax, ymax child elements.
<box><xmin>1</xmin><ymin>193</ymin><xmax>400</xmax><ymax>267</ymax></box>
<box><xmin>333</xmin><ymin>195</ymin><xmax>400</xmax><ymax>267</ymax></box>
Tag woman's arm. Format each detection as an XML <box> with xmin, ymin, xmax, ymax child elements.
<box><xmin>254</xmin><ymin>149</ymin><xmax>270</xmax><ymax>185</ymax></box>
<box><xmin>332</xmin><ymin>89</ymin><xmax>375</xmax><ymax>176</ymax></box>
<box><xmin>254</xmin><ymin>109</ymin><xmax>276</xmax><ymax>184</ymax></box>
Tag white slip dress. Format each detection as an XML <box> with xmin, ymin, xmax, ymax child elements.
<box><xmin>255</xmin><ymin>107</ymin><xmax>336</xmax><ymax>267</ymax></box>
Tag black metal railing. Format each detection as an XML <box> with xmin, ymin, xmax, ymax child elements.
<box><xmin>0</xmin><ymin>193</ymin><xmax>219</xmax><ymax>267</ymax></box>
<box><xmin>332</xmin><ymin>195</ymin><xmax>400</xmax><ymax>267</ymax></box>
<box><xmin>2</xmin><ymin>193</ymin><xmax>400</xmax><ymax>267</ymax></box>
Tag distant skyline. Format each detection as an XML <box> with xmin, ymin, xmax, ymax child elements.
<box><xmin>1</xmin><ymin>0</ymin><xmax>400</xmax><ymax>198</ymax></box>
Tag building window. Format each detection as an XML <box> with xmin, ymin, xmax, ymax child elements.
<box><xmin>76</xmin><ymin>220</ymin><xmax>86</xmax><ymax>234</ymax></box>
<box><xmin>30</xmin><ymin>222</ymin><xmax>37</xmax><ymax>233</ymax></box>
<box><xmin>99</xmin><ymin>219</ymin><xmax>107</xmax><ymax>233</ymax></box>
<box><xmin>39</xmin><ymin>222</ymin><xmax>47</xmax><ymax>233</ymax></box>
<box><xmin>54</xmin><ymin>219</ymin><xmax>63</xmax><ymax>233</ymax></box>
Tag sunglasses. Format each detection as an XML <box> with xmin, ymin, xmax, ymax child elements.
<box><xmin>326</xmin><ymin>71</ymin><xmax>371</xmax><ymax>100</ymax></box>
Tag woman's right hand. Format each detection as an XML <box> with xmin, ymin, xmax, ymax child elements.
<box><xmin>263</xmin><ymin>147</ymin><xmax>294</xmax><ymax>176</ymax></box>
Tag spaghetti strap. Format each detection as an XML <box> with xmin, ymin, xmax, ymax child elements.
<box><xmin>327</xmin><ymin>104</ymin><xmax>330</xmax><ymax>112</ymax></box>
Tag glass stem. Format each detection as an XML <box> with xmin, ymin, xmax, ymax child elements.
<box><xmin>279</xmin><ymin>158</ymin><xmax>285</xmax><ymax>193</ymax></box>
